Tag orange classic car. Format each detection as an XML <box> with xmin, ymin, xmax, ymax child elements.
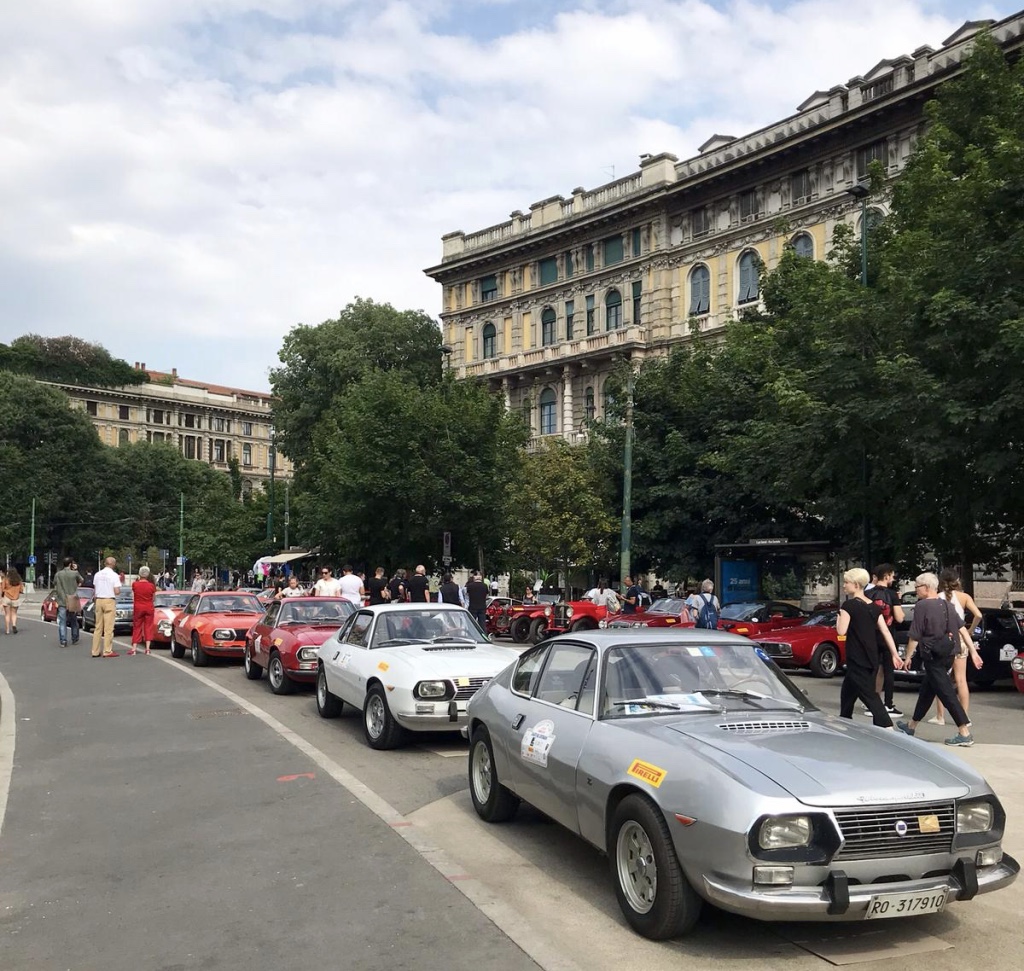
<box><xmin>152</xmin><ymin>590</ymin><xmax>194</xmax><ymax>647</ymax></box>
<box><xmin>171</xmin><ymin>591</ymin><xmax>264</xmax><ymax>666</ymax></box>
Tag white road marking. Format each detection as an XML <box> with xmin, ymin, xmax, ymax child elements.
<box><xmin>151</xmin><ymin>651</ymin><xmax>582</xmax><ymax>971</ymax></box>
<box><xmin>0</xmin><ymin>668</ymin><xmax>14</xmax><ymax>842</ymax></box>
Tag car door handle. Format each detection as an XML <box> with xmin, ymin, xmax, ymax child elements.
<box><xmin>512</xmin><ymin>714</ymin><xmax>525</xmax><ymax>730</ymax></box>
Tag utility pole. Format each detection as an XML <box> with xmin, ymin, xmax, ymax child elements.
<box><xmin>266</xmin><ymin>436</ymin><xmax>277</xmax><ymax>549</ymax></box>
<box><xmin>178</xmin><ymin>492</ymin><xmax>184</xmax><ymax>588</ymax></box>
<box><xmin>284</xmin><ymin>481</ymin><xmax>290</xmax><ymax>550</ymax></box>
<box><xmin>619</xmin><ymin>366</ymin><xmax>634</xmax><ymax>592</ymax></box>
<box><xmin>848</xmin><ymin>182</ymin><xmax>872</xmax><ymax>570</ymax></box>
<box><xmin>27</xmin><ymin>497</ymin><xmax>36</xmax><ymax>588</ymax></box>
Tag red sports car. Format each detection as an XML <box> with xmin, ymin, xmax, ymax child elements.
<box><xmin>243</xmin><ymin>597</ymin><xmax>355</xmax><ymax>694</ymax></box>
<box><xmin>152</xmin><ymin>591</ymin><xmax>193</xmax><ymax>647</ymax></box>
<box><xmin>171</xmin><ymin>591</ymin><xmax>264</xmax><ymax>666</ymax></box>
<box><xmin>754</xmin><ymin>609</ymin><xmax>844</xmax><ymax>678</ymax></box>
<box><xmin>716</xmin><ymin>600</ymin><xmax>809</xmax><ymax>638</ymax></box>
<box><xmin>40</xmin><ymin>586</ymin><xmax>93</xmax><ymax>623</ymax></box>
<box><xmin>605</xmin><ymin>597</ymin><xmax>696</xmax><ymax>630</ymax></box>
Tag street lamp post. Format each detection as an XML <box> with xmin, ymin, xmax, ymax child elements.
<box><xmin>848</xmin><ymin>181</ymin><xmax>872</xmax><ymax>570</ymax></box>
<box><xmin>266</xmin><ymin>433</ymin><xmax>277</xmax><ymax>550</ymax></box>
<box><xmin>619</xmin><ymin>364</ymin><xmax>635</xmax><ymax>593</ymax></box>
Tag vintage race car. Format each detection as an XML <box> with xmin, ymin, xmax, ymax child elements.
<box><xmin>315</xmin><ymin>603</ymin><xmax>519</xmax><ymax>749</ymax></box>
<box><xmin>244</xmin><ymin>596</ymin><xmax>355</xmax><ymax>694</ymax></box>
<box><xmin>755</xmin><ymin>609</ymin><xmax>844</xmax><ymax>678</ymax></box>
<box><xmin>529</xmin><ymin>599</ymin><xmax>611</xmax><ymax>641</ymax></box>
<box><xmin>152</xmin><ymin>590</ymin><xmax>193</xmax><ymax>647</ymax></box>
<box><xmin>171</xmin><ymin>591</ymin><xmax>263</xmax><ymax>665</ymax></box>
<box><xmin>464</xmin><ymin>629</ymin><xmax>1018</xmax><ymax>939</ymax></box>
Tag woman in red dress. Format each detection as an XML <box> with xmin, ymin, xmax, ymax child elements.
<box><xmin>130</xmin><ymin>566</ymin><xmax>157</xmax><ymax>656</ymax></box>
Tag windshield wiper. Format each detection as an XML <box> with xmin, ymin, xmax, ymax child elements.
<box><xmin>687</xmin><ymin>689</ymin><xmax>804</xmax><ymax>711</ymax></box>
<box><xmin>608</xmin><ymin>699</ymin><xmax>687</xmax><ymax>712</ymax></box>
<box><xmin>374</xmin><ymin>638</ymin><xmax>427</xmax><ymax>647</ymax></box>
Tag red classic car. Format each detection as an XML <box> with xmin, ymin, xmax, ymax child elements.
<box><xmin>40</xmin><ymin>586</ymin><xmax>93</xmax><ymax>623</ymax></box>
<box><xmin>485</xmin><ymin>597</ymin><xmax>521</xmax><ymax>636</ymax></box>
<box><xmin>243</xmin><ymin>597</ymin><xmax>355</xmax><ymax>694</ymax></box>
<box><xmin>529</xmin><ymin>599</ymin><xmax>612</xmax><ymax>641</ymax></box>
<box><xmin>171</xmin><ymin>591</ymin><xmax>264</xmax><ymax>666</ymax></box>
<box><xmin>604</xmin><ymin>597</ymin><xmax>696</xmax><ymax>630</ymax></box>
<box><xmin>496</xmin><ymin>596</ymin><xmax>560</xmax><ymax>642</ymax></box>
<box><xmin>152</xmin><ymin>590</ymin><xmax>193</xmax><ymax>647</ymax></box>
<box><xmin>716</xmin><ymin>600</ymin><xmax>809</xmax><ymax>638</ymax></box>
<box><xmin>1012</xmin><ymin>651</ymin><xmax>1024</xmax><ymax>694</ymax></box>
<box><xmin>754</xmin><ymin>609</ymin><xmax>844</xmax><ymax>678</ymax></box>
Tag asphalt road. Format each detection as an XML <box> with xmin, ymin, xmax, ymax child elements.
<box><xmin>2</xmin><ymin>615</ymin><xmax>1022</xmax><ymax>971</ymax></box>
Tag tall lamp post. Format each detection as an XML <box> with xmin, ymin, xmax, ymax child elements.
<box><xmin>848</xmin><ymin>181</ymin><xmax>872</xmax><ymax>570</ymax></box>
<box><xmin>619</xmin><ymin>362</ymin><xmax>635</xmax><ymax>594</ymax></box>
<box><xmin>266</xmin><ymin>432</ymin><xmax>277</xmax><ymax>550</ymax></box>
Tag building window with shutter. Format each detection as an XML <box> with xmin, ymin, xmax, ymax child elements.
<box><xmin>692</xmin><ymin>207</ymin><xmax>709</xmax><ymax>238</ymax></box>
<box><xmin>586</xmin><ymin>295</ymin><xmax>596</xmax><ymax>335</ymax></box>
<box><xmin>631</xmin><ymin>281</ymin><xmax>642</xmax><ymax>325</ymax></box>
<box><xmin>739</xmin><ymin>188</ymin><xmax>758</xmax><ymax>221</ymax></box>
<box><xmin>585</xmin><ymin>244</ymin><xmax>595</xmax><ymax>272</ymax></box>
<box><xmin>737</xmin><ymin>251</ymin><xmax>761</xmax><ymax>304</ymax></box>
<box><xmin>541</xmin><ymin>308</ymin><xmax>556</xmax><ymax>346</ymax></box>
<box><xmin>243</xmin><ymin>444</ymin><xmax>252</xmax><ymax>467</ymax></box>
<box><xmin>856</xmin><ymin>139</ymin><xmax>887</xmax><ymax>179</ymax></box>
<box><xmin>632</xmin><ymin>227</ymin><xmax>642</xmax><ymax>257</ymax></box>
<box><xmin>539</xmin><ymin>257</ymin><xmax>558</xmax><ymax>286</ymax></box>
<box><xmin>480</xmin><ymin>274</ymin><xmax>498</xmax><ymax>302</ymax></box>
<box><xmin>86</xmin><ymin>400</ymin><xmax>98</xmax><ymax>416</ymax></box>
<box><xmin>564</xmin><ymin>251</ymin><xmax>574</xmax><ymax>278</ymax></box>
<box><xmin>565</xmin><ymin>301</ymin><xmax>574</xmax><ymax>340</ymax></box>
<box><xmin>119</xmin><ymin>405</ymin><xmax>130</xmax><ymax>420</ymax></box>
<box><xmin>584</xmin><ymin>387</ymin><xmax>595</xmax><ymax>422</ymax></box>
<box><xmin>605</xmin><ymin>290</ymin><xmax>622</xmax><ymax>331</ymax></box>
<box><xmin>603</xmin><ymin>235</ymin><xmax>624</xmax><ymax>265</ymax></box>
<box><xmin>791</xmin><ymin>169</ymin><xmax>811</xmax><ymax>203</ymax></box>
<box><xmin>689</xmin><ymin>265</ymin><xmax>710</xmax><ymax>315</ymax></box>
<box><xmin>539</xmin><ymin>388</ymin><xmax>557</xmax><ymax>435</ymax></box>
<box><xmin>482</xmin><ymin>322</ymin><xmax>497</xmax><ymax>359</ymax></box>
<box><xmin>791</xmin><ymin>233</ymin><xmax>814</xmax><ymax>258</ymax></box>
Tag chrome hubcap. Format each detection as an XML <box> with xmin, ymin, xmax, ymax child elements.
<box><xmin>471</xmin><ymin>740</ymin><xmax>492</xmax><ymax>803</ymax></box>
<box><xmin>270</xmin><ymin>658</ymin><xmax>283</xmax><ymax>687</ymax></box>
<box><xmin>366</xmin><ymin>695</ymin><xmax>385</xmax><ymax>738</ymax></box>
<box><xmin>617</xmin><ymin>821</ymin><xmax>657</xmax><ymax>914</ymax></box>
<box><xmin>822</xmin><ymin>651</ymin><xmax>837</xmax><ymax>674</ymax></box>
<box><xmin>244</xmin><ymin>651</ymin><xmax>251</xmax><ymax>672</ymax></box>
<box><xmin>317</xmin><ymin>672</ymin><xmax>327</xmax><ymax>707</ymax></box>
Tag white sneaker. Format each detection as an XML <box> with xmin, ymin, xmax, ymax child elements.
<box><xmin>927</xmin><ymin>716</ymin><xmax>945</xmax><ymax>726</ymax></box>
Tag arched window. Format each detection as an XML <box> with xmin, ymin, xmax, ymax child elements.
<box><xmin>862</xmin><ymin>207</ymin><xmax>885</xmax><ymax>233</ymax></box>
<box><xmin>482</xmin><ymin>322</ymin><xmax>497</xmax><ymax>359</ymax></box>
<box><xmin>605</xmin><ymin>289</ymin><xmax>622</xmax><ymax>331</ymax></box>
<box><xmin>539</xmin><ymin>388</ymin><xmax>557</xmax><ymax>435</ymax></box>
<box><xmin>689</xmin><ymin>264</ymin><xmax>710</xmax><ymax>315</ymax></box>
<box><xmin>792</xmin><ymin>233</ymin><xmax>814</xmax><ymax>259</ymax></box>
<box><xmin>118</xmin><ymin>428</ymin><xmax>129</xmax><ymax>445</ymax></box>
<box><xmin>584</xmin><ymin>386</ymin><xmax>595</xmax><ymax>422</ymax></box>
<box><xmin>541</xmin><ymin>308</ymin><xmax>556</xmax><ymax>346</ymax></box>
<box><xmin>738</xmin><ymin>251</ymin><xmax>760</xmax><ymax>304</ymax></box>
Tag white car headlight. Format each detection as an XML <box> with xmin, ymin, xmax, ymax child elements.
<box><xmin>565</xmin><ymin>606</ymin><xmax>574</xmax><ymax>618</ymax></box>
<box><xmin>957</xmin><ymin>800</ymin><xmax>994</xmax><ymax>834</ymax></box>
<box><xmin>758</xmin><ymin>815</ymin><xmax>811</xmax><ymax>849</ymax></box>
<box><xmin>1012</xmin><ymin>656</ymin><xmax>1024</xmax><ymax>672</ymax></box>
<box><xmin>544</xmin><ymin>606</ymin><xmax>552</xmax><ymax>617</ymax></box>
<box><xmin>598</xmin><ymin>619</ymin><xmax>608</xmax><ymax>629</ymax></box>
<box><xmin>298</xmin><ymin>647</ymin><xmax>318</xmax><ymax>661</ymax></box>
<box><xmin>212</xmin><ymin>628</ymin><xmax>235</xmax><ymax>640</ymax></box>
<box><xmin>414</xmin><ymin>680</ymin><xmax>451</xmax><ymax>700</ymax></box>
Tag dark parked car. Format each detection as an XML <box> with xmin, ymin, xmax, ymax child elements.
<box><xmin>82</xmin><ymin>591</ymin><xmax>134</xmax><ymax>634</ymax></box>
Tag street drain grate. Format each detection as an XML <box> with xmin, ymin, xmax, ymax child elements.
<box><xmin>189</xmin><ymin>708</ymin><xmax>249</xmax><ymax>719</ymax></box>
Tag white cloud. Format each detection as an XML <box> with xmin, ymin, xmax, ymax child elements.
<box><xmin>0</xmin><ymin>0</ymin><xmax>1013</xmax><ymax>389</ymax></box>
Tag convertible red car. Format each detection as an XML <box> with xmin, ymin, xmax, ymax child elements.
<box><xmin>243</xmin><ymin>597</ymin><xmax>355</xmax><ymax>694</ymax></box>
<box><xmin>716</xmin><ymin>600</ymin><xmax>809</xmax><ymax>638</ymax></box>
<box><xmin>171</xmin><ymin>591</ymin><xmax>264</xmax><ymax>666</ymax></box>
<box><xmin>754</xmin><ymin>609</ymin><xmax>844</xmax><ymax>678</ymax></box>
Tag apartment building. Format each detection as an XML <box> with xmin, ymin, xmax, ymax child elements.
<box><xmin>49</xmin><ymin>365</ymin><xmax>292</xmax><ymax>491</ymax></box>
<box><xmin>424</xmin><ymin>13</ymin><xmax>1024</xmax><ymax>445</ymax></box>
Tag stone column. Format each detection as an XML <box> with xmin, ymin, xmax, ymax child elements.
<box><xmin>502</xmin><ymin>376</ymin><xmax>511</xmax><ymax>411</ymax></box>
<box><xmin>562</xmin><ymin>366</ymin><xmax>574</xmax><ymax>440</ymax></box>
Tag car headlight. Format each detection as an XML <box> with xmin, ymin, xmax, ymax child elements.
<box><xmin>157</xmin><ymin>620</ymin><xmax>172</xmax><ymax>633</ymax></box>
<box><xmin>957</xmin><ymin>800</ymin><xmax>994</xmax><ymax>834</ymax></box>
<box><xmin>598</xmin><ymin>619</ymin><xmax>608</xmax><ymax>629</ymax></box>
<box><xmin>212</xmin><ymin>628</ymin><xmax>235</xmax><ymax>640</ymax></box>
<box><xmin>115</xmin><ymin>609</ymin><xmax>129</xmax><ymax>619</ymax></box>
<box><xmin>1012</xmin><ymin>656</ymin><xmax>1024</xmax><ymax>672</ymax></box>
<box><xmin>544</xmin><ymin>606</ymin><xmax>552</xmax><ymax>617</ymax></box>
<box><xmin>298</xmin><ymin>647</ymin><xmax>318</xmax><ymax>661</ymax></box>
<box><xmin>758</xmin><ymin>815</ymin><xmax>812</xmax><ymax>849</ymax></box>
<box><xmin>414</xmin><ymin>680</ymin><xmax>453</xmax><ymax>700</ymax></box>
<box><xmin>566</xmin><ymin>606</ymin><xmax>574</xmax><ymax>618</ymax></box>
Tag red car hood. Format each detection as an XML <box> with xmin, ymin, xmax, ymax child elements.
<box><xmin>281</xmin><ymin>625</ymin><xmax>343</xmax><ymax>645</ymax></box>
<box><xmin>757</xmin><ymin>624</ymin><xmax>837</xmax><ymax>644</ymax></box>
<box><xmin>197</xmin><ymin>611</ymin><xmax>262</xmax><ymax>625</ymax></box>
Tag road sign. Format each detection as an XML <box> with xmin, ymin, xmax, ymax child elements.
<box><xmin>160</xmin><ymin>548</ymin><xmax>169</xmax><ymax>559</ymax></box>
<box><xmin>442</xmin><ymin>556</ymin><xmax>452</xmax><ymax>566</ymax></box>
<box><xmin>176</xmin><ymin>556</ymin><xmax>186</xmax><ymax>565</ymax></box>
<box><xmin>28</xmin><ymin>555</ymin><xmax>36</xmax><ymax>565</ymax></box>
<box><xmin>442</xmin><ymin>531</ymin><xmax>452</xmax><ymax>560</ymax></box>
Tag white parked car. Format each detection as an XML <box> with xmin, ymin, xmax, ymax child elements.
<box><xmin>315</xmin><ymin>603</ymin><xmax>519</xmax><ymax>749</ymax></box>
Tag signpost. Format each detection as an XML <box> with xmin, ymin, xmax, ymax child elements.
<box><xmin>442</xmin><ymin>531</ymin><xmax>452</xmax><ymax>568</ymax></box>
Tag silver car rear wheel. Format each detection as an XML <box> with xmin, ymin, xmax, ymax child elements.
<box><xmin>617</xmin><ymin>820</ymin><xmax>657</xmax><ymax>914</ymax></box>
<box><xmin>471</xmin><ymin>739</ymin><xmax>492</xmax><ymax>803</ymax></box>
<box><xmin>467</xmin><ymin>726</ymin><xmax>519</xmax><ymax>822</ymax></box>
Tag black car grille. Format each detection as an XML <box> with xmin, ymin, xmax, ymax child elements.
<box><xmin>718</xmin><ymin>720</ymin><xmax>810</xmax><ymax>734</ymax></box>
<box><xmin>553</xmin><ymin>604</ymin><xmax>569</xmax><ymax>627</ymax></box>
<box><xmin>453</xmin><ymin>677</ymin><xmax>490</xmax><ymax>701</ymax></box>
<box><xmin>832</xmin><ymin>800</ymin><xmax>955</xmax><ymax>861</ymax></box>
<box><xmin>231</xmin><ymin>628</ymin><xmax>250</xmax><ymax>640</ymax></box>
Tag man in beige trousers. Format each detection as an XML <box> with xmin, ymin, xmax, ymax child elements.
<box><xmin>91</xmin><ymin>557</ymin><xmax>122</xmax><ymax>657</ymax></box>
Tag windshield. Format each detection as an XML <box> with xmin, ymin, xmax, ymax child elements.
<box><xmin>198</xmin><ymin>595</ymin><xmax>262</xmax><ymax>614</ymax></box>
<box><xmin>371</xmin><ymin>608</ymin><xmax>487</xmax><ymax>647</ymax></box>
<box><xmin>719</xmin><ymin>602</ymin><xmax>765</xmax><ymax>621</ymax></box>
<box><xmin>803</xmin><ymin>610</ymin><xmax>837</xmax><ymax>627</ymax></box>
<box><xmin>279</xmin><ymin>601</ymin><xmax>354</xmax><ymax>625</ymax></box>
<box><xmin>601</xmin><ymin>641</ymin><xmax>813</xmax><ymax>717</ymax></box>
<box><xmin>155</xmin><ymin>592</ymin><xmax>191</xmax><ymax>608</ymax></box>
<box><xmin>646</xmin><ymin>598</ymin><xmax>686</xmax><ymax>615</ymax></box>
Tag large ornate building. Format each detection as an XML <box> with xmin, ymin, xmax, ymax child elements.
<box><xmin>425</xmin><ymin>12</ymin><xmax>1024</xmax><ymax>446</ymax></box>
<box><xmin>47</xmin><ymin>365</ymin><xmax>292</xmax><ymax>491</ymax></box>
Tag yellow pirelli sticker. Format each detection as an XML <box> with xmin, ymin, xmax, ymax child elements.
<box><xmin>377</xmin><ymin>661</ymin><xmax>389</xmax><ymax>672</ymax></box>
<box><xmin>918</xmin><ymin>814</ymin><xmax>941</xmax><ymax>834</ymax></box>
<box><xmin>627</xmin><ymin>759</ymin><xmax>667</xmax><ymax>788</ymax></box>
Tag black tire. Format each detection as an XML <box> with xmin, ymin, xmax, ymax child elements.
<box><xmin>810</xmin><ymin>642</ymin><xmax>840</xmax><ymax>678</ymax></box>
<box><xmin>570</xmin><ymin>617</ymin><xmax>597</xmax><ymax>633</ymax></box>
<box><xmin>243</xmin><ymin>644</ymin><xmax>263</xmax><ymax>680</ymax></box>
<box><xmin>529</xmin><ymin>617</ymin><xmax>548</xmax><ymax>644</ymax></box>
<box><xmin>191</xmin><ymin>633</ymin><xmax>209</xmax><ymax>667</ymax></box>
<box><xmin>510</xmin><ymin>616</ymin><xmax>533</xmax><ymax>644</ymax></box>
<box><xmin>362</xmin><ymin>684</ymin><xmax>406</xmax><ymax>750</ymax></box>
<box><xmin>468</xmin><ymin>726</ymin><xmax>519</xmax><ymax>822</ymax></box>
<box><xmin>315</xmin><ymin>666</ymin><xmax>343</xmax><ymax>718</ymax></box>
<box><xmin>609</xmin><ymin>794</ymin><xmax>701</xmax><ymax>940</ymax></box>
<box><xmin>268</xmin><ymin>652</ymin><xmax>295</xmax><ymax>695</ymax></box>
<box><xmin>170</xmin><ymin>637</ymin><xmax>186</xmax><ymax>659</ymax></box>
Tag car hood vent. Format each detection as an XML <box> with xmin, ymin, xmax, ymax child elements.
<box><xmin>718</xmin><ymin>720</ymin><xmax>811</xmax><ymax>734</ymax></box>
<box><xmin>421</xmin><ymin>645</ymin><xmax>478</xmax><ymax>651</ymax></box>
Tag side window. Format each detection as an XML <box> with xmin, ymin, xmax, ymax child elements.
<box><xmin>184</xmin><ymin>596</ymin><xmax>198</xmax><ymax>615</ymax></box>
<box><xmin>336</xmin><ymin>613</ymin><xmax>358</xmax><ymax>642</ymax></box>
<box><xmin>512</xmin><ymin>645</ymin><xmax>550</xmax><ymax>696</ymax></box>
<box><xmin>345</xmin><ymin>612</ymin><xmax>373</xmax><ymax>647</ymax></box>
<box><xmin>534</xmin><ymin>643</ymin><xmax>597</xmax><ymax>709</ymax></box>
<box><xmin>576</xmin><ymin>653</ymin><xmax>598</xmax><ymax>716</ymax></box>
<box><xmin>263</xmin><ymin>603</ymin><xmax>281</xmax><ymax>628</ymax></box>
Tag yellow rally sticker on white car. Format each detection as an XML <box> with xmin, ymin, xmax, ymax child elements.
<box><xmin>457</xmin><ymin>677</ymin><xmax>470</xmax><ymax>687</ymax></box>
<box><xmin>627</xmin><ymin>759</ymin><xmax>667</xmax><ymax>788</ymax></box>
<box><xmin>377</xmin><ymin>661</ymin><xmax>389</xmax><ymax>672</ymax></box>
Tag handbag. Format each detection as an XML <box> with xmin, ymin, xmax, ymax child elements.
<box><xmin>919</xmin><ymin>599</ymin><xmax>958</xmax><ymax>662</ymax></box>
<box><xmin>66</xmin><ymin>595</ymin><xmax>82</xmax><ymax>613</ymax></box>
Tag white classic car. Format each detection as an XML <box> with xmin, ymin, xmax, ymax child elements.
<box><xmin>315</xmin><ymin>603</ymin><xmax>520</xmax><ymax>749</ymax></box>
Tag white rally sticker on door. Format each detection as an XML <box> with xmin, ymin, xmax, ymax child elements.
<box><xmin>521</xmin><ymin>719</ymin><xmax>556</xmax><ymax>767</ymax></box>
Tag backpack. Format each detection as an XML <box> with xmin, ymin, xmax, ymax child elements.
<box><xmin>696</xmin><ymin>593</ymin><xmax>720</xmax><ymax>630</ymax></box>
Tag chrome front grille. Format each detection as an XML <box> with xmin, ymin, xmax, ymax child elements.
<box><xmin>719</xmin><ymin>720</ymin><xmax>810</xmax><ymax>734</ymax></box>
<box><xmin>453</xmin><ymin>677</ymin><xmax>490</xmax><ymax>701</ymax></box>
<box><xmin>832</xmin><ymin>801</ymin><xmax>955</xmax><ymax>861</ymax></box>
<box><xmin>553</xmin><ymin>604</ymin><xmax>569</xmax><ymax>627</ymax></box>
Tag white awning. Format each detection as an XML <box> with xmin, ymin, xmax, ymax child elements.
<box><xmin>262</xmin><ymin>551</ymin><xmax>315</xmax><ymax>565</ymax></box>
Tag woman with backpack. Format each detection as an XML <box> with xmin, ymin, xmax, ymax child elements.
<box><xmin>687</xmin><ymin>580</ymin><xmax>720</xmax><ymax>629</ymax></box>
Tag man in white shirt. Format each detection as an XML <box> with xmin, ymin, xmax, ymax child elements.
<box><xmin>91</xmin><ymin>556</ymin><xmax>122</xmax><ymax>658</ymax></box>
<box><xmin>338</xmin><ymin>565</ymin><xmax>365</xmax><ymax>605</ymax></box>
<box><xmin>313</xmin><ymin>568</ymin><xmax>343</xmax><ymax>598</ymax></box>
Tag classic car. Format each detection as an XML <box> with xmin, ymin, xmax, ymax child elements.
<box><xmin>315</xmin><ymin>603</ymin><xmax>519</xmax><ymax>749</ymax></box>
<box><xmin>485</xmin><ymin>597</ymin><xmax>522</xmax><ymax>636</ymax></box>
<box><xmin>152</xmin><ymin>591</ymin><xmax>194</xmax><ymax>647</ymax></box>
<box><xmin>604</xmin><ymin>597</ymin><xmax>695</xmax><ymax>630</ymax></box>
<box><xmin>755</xmin><ymin>609</ymin><xmax>844</xmax><ymax>678</ymax></box>
<box><xmin>82</xmin><ymin>590</ymin><xmax>134</xmax><ymax>634</ymax></box>
<box><xmin>171</xmin><ymin>591</ymin><xmax>264</xmax><ymax>665</ymax></box>
<box><xmin>528</xmin><ymin>599</ymin><xmax>611</xmax><ymax>641</ymax></box>
<box><xmin>717</xmin><ymin>600</ymin><xmax>809</xmax><ymax>638</ymax></box>
<box><xmin>42</xmin><ymin>586</ymin><xmax>94</xmax><ymax>622</ymax></box>
<box><xmin>244</xmin><ymin>597</ymin><xmax>355</xmax><ymax>694</ymax></box>
<box><xmin>464</xmin><ymin>629</ymin><xmax>1018</xmax><ymax>939</ymax></box>
<box><xmin>501</xmin><ymin>599</ymin><xmax>555</xmax><ymax>643</ymax></box>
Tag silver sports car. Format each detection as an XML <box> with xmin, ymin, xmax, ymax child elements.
<box><xmin>464</xmin><ymin>630</ymin><xmax>1018</xmax><ymax>940</ymax></box>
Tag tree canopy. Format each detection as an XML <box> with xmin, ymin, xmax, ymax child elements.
<box><xmin>0</xmin><ymin>335</ymin><xmax>147</xmax><ymax>387</ymax></box>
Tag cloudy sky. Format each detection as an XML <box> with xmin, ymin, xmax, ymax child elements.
<box><xmin>0</xmin><ymin>0</ymin><xmax>1014</xmax><ymax>391</ymax></box>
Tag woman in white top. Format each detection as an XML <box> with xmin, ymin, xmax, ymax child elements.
<box><xmin>929</xmin><ymin>569</ymin><xmax>982</xmax><ymax>725</ymax></box>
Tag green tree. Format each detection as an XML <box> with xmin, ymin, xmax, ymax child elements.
<box><xmin>0</xmin><ymin>335</ymin><xmax>146</xmax><ymax>387</ymax></box>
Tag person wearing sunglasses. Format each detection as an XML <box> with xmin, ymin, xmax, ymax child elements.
<box><xmin>312</xmin><ymin>567</ymin><xmax>342</xmax><ymax>598</ymax></box>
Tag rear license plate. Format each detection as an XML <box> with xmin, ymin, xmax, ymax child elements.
<box><xmin>865</xmin><ymin>890</ymin><xmax>947</xmax><ymax>919</ymax></box>
<box><xmin>1000</xmin><ymin>645</ymin><xmax>1017</xmax><ymax>661</ymax></box>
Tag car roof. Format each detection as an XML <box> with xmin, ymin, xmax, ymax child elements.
<box><xmin>556</xmin><ymin>629</ymin><xmax>758</xmax><ymax>648</ymax></box>
<box><xmin>354</xmin><ymin>603</ymin><xmax>467</xmax><ymax>614</ymax></box>
<box><xmin>275</xmin><ymin>596</ymin><xmax>347</xmax><ymax>604</ymax></box>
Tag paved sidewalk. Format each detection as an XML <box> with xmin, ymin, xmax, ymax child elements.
<box><xmin>0</xmin><ymin>622</ymin><xmax>539</xmax><ymax>971</ymax></box>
